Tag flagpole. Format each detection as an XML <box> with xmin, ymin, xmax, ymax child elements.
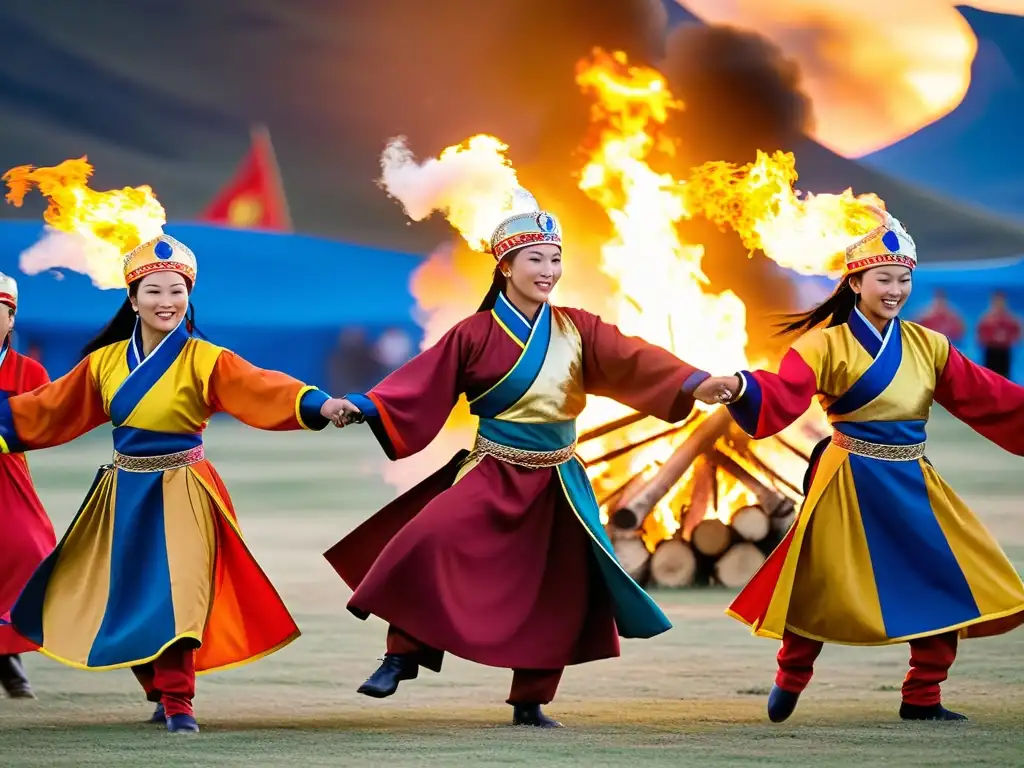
<box><xmin>250</xmin><ymin>123</ymin><xmax>294</xmax><ymax>231</ymax></box>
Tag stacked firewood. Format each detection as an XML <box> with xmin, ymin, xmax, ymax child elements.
<box><xmin>580</xmin><ymin>406</ymin><xmax>817</xmax><ymax>590</ymax></box>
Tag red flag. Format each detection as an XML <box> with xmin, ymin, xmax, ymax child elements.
<box><xmin>200</xmin><ymin>125</ymin><xmax>293</xmax><ymax>231</ymax></box>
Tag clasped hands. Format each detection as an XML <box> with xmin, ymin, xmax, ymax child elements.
<box><xmin>692</xmin><ymin>374</ymin><xmax>743</xmax><ymax>406</ymax></box>
<box><xmin>320</xmin><ymin>397</ymin><xmax>365</xmax><ymax>428</ymax></box>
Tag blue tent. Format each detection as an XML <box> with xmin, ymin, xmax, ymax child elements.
<box><xmin>0</xmin><ymin>222</ymin><xmax>423</xmax><ymax>385</ymax></box>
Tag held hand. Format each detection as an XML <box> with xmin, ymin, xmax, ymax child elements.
<box><xmin>693</xmin><ymin>375</ymin><xmax>742</xmax><ymax>405</ymax></box>
<box><xmin>321</xmin><ymin>397</ymin><xmax>364</xmax><ymax>428</ymax></box>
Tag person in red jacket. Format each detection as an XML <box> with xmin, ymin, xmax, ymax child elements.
<box><xmin>977</xmin><ymin>291</ymin><xmax>1022</xmax><ymax>379</ymax></box>
<box><xmin>0</xmin><ymin>273</ymin><xmax>55</xmax><ymax>699</ymax></box>
<box><xmin>914</xmin><ymin>289</ymin><xmax>965</xmax><ymax>342</ymax></box>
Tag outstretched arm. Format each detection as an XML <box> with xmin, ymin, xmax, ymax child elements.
<box><xmin>565</xmin><ymin>308</ymin><xmax>711</xmax><ymax>423</ymax></box>
<box><xmin>340</xmin><ymin>324</ymin><xmax>467</xmax><ymax>461</ymax></box>
<box><xmin>934</xmin><ymin>344</ymin><xmax>1024</xmax><ymax>455</ymax></box>
<box><xmin>725</xmin><ymin>331</ymin><xmax>825</xmax><ymax>439</ymax></box>
<box><xmin>206</xmin><ymin>350</ymin><xmax>345</xmax><ymax>431</ymax></box>
<box><xmin>0</xmin><ymin>357</ymin><xmax>109</xmax><ymax>452</ymax></box>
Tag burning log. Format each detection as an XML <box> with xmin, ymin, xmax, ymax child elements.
<box><xmin>680</xmin><ymin>458</ymin><xmax>716</xmax><ymax>540</ymax></box>
<box><xmin>729</xmin><ymin>504</ymin><xmax>771</xmax><ymax>543</ymax></box>
<box><xmin>709</xmin><ymin>448</ymin><xmax>787</xmax><ymax>516</ymax></box>
<box><xmin>610</xmin><ymin>407</ymin><xmax>732</xmax><ymax>531</ymax></box>
<box><xmin>649</xmin><ymin>539</ymin><xmax>697</xmax><ymax>588</ymax></box>
<box><xmin>611</xmin><ymin>535</ymin><xmax>651</xmax><ymax>585</ymax></box>
<box><xmin>713</xmin><ymin>542</ymin><xmax>767</xmax><ymax>588</ymax></box>
<box><xmin>690</xmin><ymin>518</ymin><xmax>732</xmax><ymax>557</ymax></box>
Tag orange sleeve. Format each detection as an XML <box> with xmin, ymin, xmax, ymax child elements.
<box><xmin>207</xmin><ymin>350</ymin><xmax>332</xmax><ymax>431</ymax></box>
<box><xmin>0</xmin><ymin>357</ymin><xmax>109</xmax><ymax>453</ymax></box>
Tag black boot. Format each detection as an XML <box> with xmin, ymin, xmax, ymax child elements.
<box><xmin>767</xmin><ymin>684</ymin><xmax>801</xmax><ymax>723</ymax></box>
<box><xmin>356</xmin><ymin>654</ymin><xmax>418</xmax><ymax>698</ymax></box>
<box><xmin>899</xmin><ymin>702</ymin><xmax>968</xmax><ymax>721</ymax></box>
<box><xmin>512</xmin><ymin>703</ymin><xmax>563</xmax><ymax>728</ymax></box>
<box><xmin>0</xmin><ymin>654</ymin><xmax>35</xmax><ymax>699</ymax></box>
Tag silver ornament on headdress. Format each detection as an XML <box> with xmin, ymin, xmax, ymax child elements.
<box><xmin>508</xmin><ymin>186</ymin><xmax>541</xmax><ymax>216</ymax></box>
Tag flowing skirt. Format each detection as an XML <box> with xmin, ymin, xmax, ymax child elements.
<box><xmin>729</xmin><ymin>441</ymin><xmax>1024</xmax><ymax>644</ymax></box>
<box><xmin>10</xmin><ymin>460</ymin><xmax>298</xmax><ymax>672</ymax></box>
<box><xmin>0</xmin><ymin>454</ymin><xmax>55</xmax><ymax>654</ymax></box>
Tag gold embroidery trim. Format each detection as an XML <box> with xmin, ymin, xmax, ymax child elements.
<box><xmin>472</xmin><ymin>435</ymin><xmax>576</xmax><ymax>468</ymax></box>
<box><xmin>831</xmin><ymin>431</ymin><xmax>925</xmax><ymax>461</ymax></box>
<box><xmin>112</xmin><ymin>445</ymin><xmax>206</xmax><ymax>473</ymax></box>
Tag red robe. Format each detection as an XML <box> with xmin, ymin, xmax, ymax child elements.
<box><xmin>0</xmin><ymin>348</ymin><xmax>53</xmax><ymax>655</ymax></box>
<box><xmin>324</xmin><ymin>306</ymin><xmax>705</xmax><ymax>671</ymax></box>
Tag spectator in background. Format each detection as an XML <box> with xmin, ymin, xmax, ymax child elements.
<box><xmin>914</xmin><ymin>288</ymin><xmax>965</xmax><ymax>342</ymax></box>
<box><xmin>329</xmin><ymin>328</ymin><xmax>379</xmax><ymax>395</ymax></box>
<box><xmin>372</xmin><ymin>327</ymin><xmax>414</xmax><ymax>375</ymax></box>
<box><xmin>977</xmin><ymin>291</ymin><xmax>1022</xmax><ymax>379</ymax></box>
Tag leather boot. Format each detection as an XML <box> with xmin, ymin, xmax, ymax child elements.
<box><xmin>357</xmin><ymin>654</ymin><xmax>418</xmax><ymax>698</ymax></box>
<box><xmin>512</xmin><ymin>703</ymin><xmax>563</xmax><ymax>728</ymax></box>
<box><xmin>767</xmin><ymin>684</ymin><xmax>800</xmax><ymax>723</ymax></box>
<box><xmin>899</xmin><ymin>702</ymin><xmax>968</xmax><ymax>721</ymax></box>
<box><xmin>0</xmin><ymin>654</ymin><xmax>35</xmax><ymax>699</ymax></box>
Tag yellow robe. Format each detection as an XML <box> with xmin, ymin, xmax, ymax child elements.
<box><xmin>1</xmin><ymin>320</ymin><xmax>331</xmax><ymax>671</ymax></box>
<box><xmin>726</xmin><ymin>310</ymin><xmax>1024</xmax><ymax>645</ymax></box>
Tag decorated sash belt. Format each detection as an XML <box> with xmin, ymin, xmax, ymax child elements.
<box><xmin>831</xmin><ymin>431</ymin><xmax>925</xmax><ymax>462</ymax></box>
<box><xmin>473</xmin><ymin>435</ymin><xmax>576</xmax><ymax>469</ymax></box>
<box><xmin>112</xmin><ymin>445</ymin><xmax>205</xmax><ymax>473</ymax></box>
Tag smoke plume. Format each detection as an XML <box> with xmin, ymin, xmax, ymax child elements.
<box><xmin>19</xmin><ymin>228</ymin><xmax>124</xmax><ymax>290</ymax></box>
<box><xmin>656</xmin><ymin>25</ymin><xmax>817</xmax><ymax>353</ymax></box>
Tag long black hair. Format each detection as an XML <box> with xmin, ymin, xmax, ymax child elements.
<box><xmin>80</xmin><ymin>278</ymin><xmax>199</xmax><ymax>359</ymax></box>
<box><xmin>775</xmin><ymin>276</ymin><xmax>858</xmax><ymax>336</ymax></box>
<box><xmin>476</xmin><ymin>266</ymin><xmax>507</xmax><ymax>313</ymax></box>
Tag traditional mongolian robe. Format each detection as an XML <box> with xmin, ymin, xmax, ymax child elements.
<box><xmin>325</xmin><ymin>295</ymin><xmax>709</xmax><ymax>672</ymax></box>
<box><xmin>0</xmin><ymin>320</ymin><xmax>331</xmax><ymax>672</ymax></box>
<box><xmin>727</xmin><ymin>308</ymin><xmax>1024</xmax><ymax>646</ymax></box>
<box><xmin>0</xmin><ymin>343</ymin><xmax>54</xmax><ymax>656</ymax></box>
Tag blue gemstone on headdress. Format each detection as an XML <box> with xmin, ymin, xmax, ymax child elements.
<box><xmin>881</xmin><ymin>230</ymin><xmax>900</xmax><ymax>252</ymax></box>
<box><xmin>153</xmin><ymin>240</ymin><xmax>174</xmax><ymax>259</ymax></box>
<box><xmin>536</xmin><ymin>213</ymin><xmax>556</xmax><ymax>233</ymax></box>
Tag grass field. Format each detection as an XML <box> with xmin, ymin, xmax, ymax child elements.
<box><xmin>1</xmin><ymin>411</ymin><xmax>1023</xmax><ymax>766</ymax></box>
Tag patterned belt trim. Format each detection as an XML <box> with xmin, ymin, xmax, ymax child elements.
<box><xmin>831</xmin><ymin>431</ymin><xmax>925</xmax><ymax>462</ymax></box>
<box><xmin>112</xmin><ymin>445</ymin><xmax>206</xmax><ymax>473</ymax></box>
<box><xmin>473</xmin><ymin>435</ymin><xmax>576</xmax><ymax>468</ymax></box>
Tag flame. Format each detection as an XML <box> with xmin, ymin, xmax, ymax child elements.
<box><xmin>681</xmin><ymin>150</ymin><xmax>885</xmax><ymax>278</ymax></box>
<box><xmin>2</xmin><ymin>157</ymin><xmax>165</xmax><ymax>289</ymax></box>
<box><xmin>379</xmin><ymin>49</ymin><xmax>875</xmax><ymax>548</ymax></box>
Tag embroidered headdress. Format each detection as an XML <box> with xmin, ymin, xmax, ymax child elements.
<box><xmin>488</xmin><ymin>187</ymin><xmax>562</xmax><ymax>261</ymax></box>
<box><xmin>0</xmin><ymin>273</ymin><xmax>18</xmax><ymax>312</ymax></box>
<box><xmin>845</xmin><ymin>205</ymin><xmax>917</xmax><ymax>277</ymax></box>
<box><xmin>122</xmin><ymin>234</ymin><xmax>198</xmax><ymax>292</ymax></box>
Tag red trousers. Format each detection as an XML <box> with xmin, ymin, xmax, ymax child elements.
<box><xmin>387</xmin><ymin>625</ymin><xmax>563</xmax><ymax>705</ymax></box>
<box><xmin>131</xmin><ymin>641</ymin><xmax>196</xmax><ymax>717</ymax></box>
<box><xmin>776</xmin><ymin>629</ymin><xmax>958</xmax><ymax>707</ymax></box>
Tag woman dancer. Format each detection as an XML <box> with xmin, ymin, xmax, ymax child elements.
<box><xmin>1</xmin><ymin>233</ymin><xmax>348</xmax><ymax>733</ymax></box>
<box><xmin>324</xmin><ymin>190</ymin><xmax>728</xmax><ymax>727</ymax></box>
<box><xmin>704</xmin><ymin>206</ymin><xmax>1024</xmax><ymax>723</ymax></box>
<box><xmin>0</xmin><ymin>273</ymin><xmax>54</xmax><ymax>700</ymax></box>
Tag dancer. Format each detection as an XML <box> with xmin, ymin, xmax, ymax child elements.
<box><xmin>703</xmin><ymin>206</ymin><xmax>1024</xmax><ymax>723</ymax></box>
<box><xmin>324</xmin><ymin>190</ymin><xmax>728</xmax><ymax>727</ymax></box>
<box><xmin>0</xmin><ymin>273</ymin><xmax>54</xmax><ymax>700</ymax></box>
<box><xmin>1</xmin><ymin>234</ymin><xmax>349</xmax><ymax>733</ymax></box>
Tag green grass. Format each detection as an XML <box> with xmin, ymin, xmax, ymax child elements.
<box><xmin>1</xmin><ymin>410</ymin><xmax>1023</xmax><ymax>766</ymax></box>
